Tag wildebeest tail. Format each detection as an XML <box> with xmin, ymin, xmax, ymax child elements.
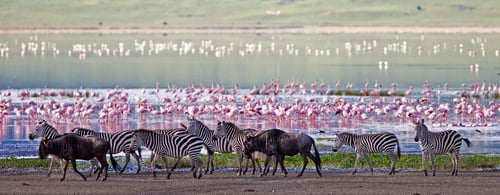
<box><xmin>311</xmin><ymin>137</ymin><xmax>321</xmax><ymax>169</ymax></box>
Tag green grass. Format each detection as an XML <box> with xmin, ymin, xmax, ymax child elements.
<box><xmin>0</xmin><ymin>0</ymin><xmax>499</xmax><ymax>28</ymax></box>
<box><xmin>3</xmin><ymin>153</ymin><xmax>498</xmax><ymax>172</ymax></box>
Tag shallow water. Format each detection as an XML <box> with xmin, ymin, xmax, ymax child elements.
<box><xmin>0</xmin><ymin>87</ymin><xmax>498</xmax><ymax>158</ymax></box>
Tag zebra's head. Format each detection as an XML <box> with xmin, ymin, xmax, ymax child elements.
<box><xmin>213</xmin><ymin>120</ymin><xmax>229</xmax><ymax>140</ymax></box>
<box><xmin>129</xmin><ymin>131</ymin><xmax>143</xmax><ymax>152</ymax></box>
<box><xmin>331</xmin><ymin>132</ymin><xmax>344</xmax><ymax>152</ymax></box>
<box><xmin>413</xmin><ymin>119</ymin><xmax>427</xmax><ymax>142</ymax></box>
<box><xmin>186</xmin><ymin>115</ymin><xmax>202</xmax><ymax>135</ymax></box>
<box><xmin>28</xmin><ymin>120</ymin><xmax>49</xmax><ymax>140</ymax></box>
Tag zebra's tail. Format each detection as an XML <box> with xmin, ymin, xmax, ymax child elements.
<box><xmin>396</xmin><ymin>138</ymin><xmax>401</xmax><ymax>158</ymax></box>
<box><xmin>462</xmin><ymin>138</ymin><xmax>472</xmax><ymax>148</ymax></box>
<box><xmin>109</xmin><ymin>152</ymin><xmax>119</xmax><ymax>172</ymax></box>
<box><xmin>311</xmin><ymin>138</ymin><xmax>322</xmax><ymax>169</ymax></box>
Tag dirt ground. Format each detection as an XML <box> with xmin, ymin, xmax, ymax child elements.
<box><xmin>0</xmin><ymin>168</ymin><xmax>499</xmax><ymax>195</ymax></box>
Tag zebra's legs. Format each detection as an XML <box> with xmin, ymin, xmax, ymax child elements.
<box><xmin>388</xmin><ymin>152</ymin><xmax>397</xmax><ymax>175</ymax></box>
<box><xmin>119</xmin><ymin>151</ymin><xmax>141</xmax><ymax>174</ymax></box>
<box><xmin>236</xmin><ymin>152</ymin><xmax>244</xmax><ymax>176</ymax></box>
<box><xmin>191</xmin><ymin>155</ymin><xmax>203</xmax><ymax>179</ymax></box>
<box><xmin>118</xmin><ymin>153</ymin><xmax>130</xmax><ymax>174</ymax></box>
<box><xmin>161</xmin><ymin>155</ymin><xmax>172</xmax><ymax>179</ymax></box>
<box><xmin>429</xmin><ymin>153</ymin><xmax>436</xmax><ymax>176</ymax></box>
<box><xmin>421</xmin><ymin>152</ymin><xmax>428</xmax><ymax>176</ymax></box>
<box><xmin>449</xmin><ymin>152</ymin><xmax>459</xmax><ymax>176</ymax></box>
<box><xmin>47</xmin><ymin>156</ymin><xmax>63</xmax><ymax>178</ymax></box>
<box><xmin>204</xmin><ymin>152</ymin><xmax>213</xmax><ymax>175</ymax></box>
<box><xmin>150</xmin><ymin>152</ymin><xmax>160</xmax><ymax>179</ymax></box>
<box><xmin>362</xmin><ymin>153</ymin><xmax>373</xmax><ymax>175</ymax></box>
<box><xmin>87</xmin><ymin>158</ymin><xmax>100</xmax><ymax>177</ymax></box>
<box><xmin>243</xmin><ymin>156</ymin><xmax>250</xmax><ymax>175</ymax></box>
<box><xmin>131</xmin><ymin>151</ymin><xmax>142</xmax><ymax>174</ymax></box>
<box><xmin>47</xmin><ymin>158</ymin><xmax>55</xmax><ymax>178</ymax></box>
<box><xmin>352</xmin><ymin>153</ymin><xmax>361</xmax><ymax>175</ymax></box>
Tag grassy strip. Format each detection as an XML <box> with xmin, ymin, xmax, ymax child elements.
<box><xmin>2</xmin><ymin>153</ymin><xmax>498</xmax><ymax>171</ymax></box>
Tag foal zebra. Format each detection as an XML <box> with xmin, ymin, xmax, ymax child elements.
<box><xmin>131</xmin><ymin>129</ymin><xmax>205</xmax><ymax>179</ymax></box>
<box><xmin>71</xmin><ymin>128</ymin><xmax>142</xmax><ymax>174</ymax></box>
<box><xmin>331</xmin><ymin>131</ymin><xmax>401</xmax><ymax>175</ymax></box>
<box><xmin>213</xmin><ymin>120</ymin><xmax>254</xmax><ymax>176</ymax></box>
<box><xmin>28</xmin><ymin>120</ymin><xmax>99</xmax><ymax>177</ymax></box>
<box><xmin>413</xmin><ymin>119</ymin><xmax>471</xmax><ymax>176</ymax></box>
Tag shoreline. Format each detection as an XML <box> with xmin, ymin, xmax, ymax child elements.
<box><xmin>2</xmin><ymin>25</ymin><xmax>500</xmax><ymax>35</ymax></box>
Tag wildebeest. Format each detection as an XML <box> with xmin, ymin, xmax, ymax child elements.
<box><xmin>245</xmin><ymin>128</ymin><xmax>322</xmax><ymax>177</ymax></box>
<box><xmin>38</xmin><ymin>133</ymin><xmax>116</xmax><ymax>181</ymax></box>
<box><xmin>29</xmin><ymin>120</ymin><xmax>100</xmax><ymax>177</ymax></box>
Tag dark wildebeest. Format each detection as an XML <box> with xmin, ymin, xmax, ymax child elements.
<box><xmin>245</xmin><ymin>129</ymin><xmax>322</xmax><ymax>177</ymax></box>
<box><xmin>38</xmin><ymin>133</ymin><xmax>116</xmax><ymax>181</ymax></box>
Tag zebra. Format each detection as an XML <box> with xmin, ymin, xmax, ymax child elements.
<box><xmin>213</xmin><ymin>120</ymin><xmax>255</xmax><ymax>176</ymax></box>
<box><xmin>131</xmin><ymin>129</ymin><xmax>204</xmax><ymax>179</ymax></box>
<box><xmin>28</xmin><ymin>120</ymin><xmax>100</xmax><ymax>177</ymax></box>
<box><xmin>331</xmin><ymin>131</ymin><xmax>401</xmax><ymax>175</ymax></box>
<box><xmin>185</xmin><ymin>116</ymin><xmax>233</xmax><ymax>174</ymax></box>
<box><xmin>134</xmin><ymin>127</ymin><xmax>188</xmax><ymax>170</ymax></box>
<box><xmin>71</xmin><ymin>128</ymin><xmax>141</xmax><ymax>174</ymax></box>
<box><xmin>413</xmin><ymin>119</ymin><xmax>471</xmax><ymax>176</ymax></box>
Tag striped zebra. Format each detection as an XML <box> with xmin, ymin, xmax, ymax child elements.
<box><xmin>185</xmin><ymin>116</ymin><xmax>233</xmax><ymax>174</ymax></box>
<box><xmin>413</xmin><ymin>119</ymin><xmax>471</xmax><ymax>176</ymax></box>
<box><xmin>131</xmin><ymin>129</ymin><xmax>205</xmax><ymax>179</ymax></box>
<box><xmin>136</xmin><ymin>127</ymin><xmax>188</xmax><ymax>170</ymax></box>
<box><xmin>72</xmin><ymin>128</ymin><xmax>141</xmax><ymax>174</ymax></box>
<box><xmin>213</xmin><ymin>120</ymin><xmax>254</xmax><ymax>176</ymax></box>
<box><xmin>331</xmin><ymin>131</ymin><xmax>401</xmax><ymax>175</ymax></box>
<box><xmin>28</xmin><ymin>120</ymin><xmax>100</xmax><ymax>177</ymax></box>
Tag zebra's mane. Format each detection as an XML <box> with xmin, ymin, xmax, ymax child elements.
<box><xmin>338</xmin><ymin>132</ymin><xmax>356</xmax><ymax>146</ymax></box>
<box><xmin>37</xmin><ymin>121</ymin><xmax>60</xmax><ymax>138</ymax></box>
<box><xmin>189</xmin><ymin>119</ymin><xmax>213</xmax><ymax>134</ymax></box>
<box><xmin>72</xmin><ymin>127</ymin><xmax>97</xmax><ymax>133</ymax></box>
<box><xmin>221</xmin><ymin>121</ymin><xmax>238</xmax><ymax>130</ymax></box>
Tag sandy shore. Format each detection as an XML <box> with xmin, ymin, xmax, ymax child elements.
<box><xmin>1</xmin><ymin>168</ymin><xmax>499</xmax><ymax>194</ymax></box>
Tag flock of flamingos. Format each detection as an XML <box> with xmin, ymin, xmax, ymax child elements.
<box><xmin>0</xmin><ymin>79</ymin><xmax>499</xmax><ymax>139</ymax></box>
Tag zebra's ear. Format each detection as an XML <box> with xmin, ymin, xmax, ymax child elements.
<box><xmin>420</xmin><ymin>119</ymin><xmax>425</xmax><ymax>124</ymax></box>
<box><xmin>180</xmin><ymin>123</ymin><xmax>187</xmax><ymax>129</ymax></box>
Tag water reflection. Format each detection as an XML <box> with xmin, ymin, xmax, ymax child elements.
<box><xmin>0</xmin><ymin>34</ymin><xmax>498</xmax><ymax>89</ymax></box>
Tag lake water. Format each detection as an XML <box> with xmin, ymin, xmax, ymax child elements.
<box><xmin>0</xmin><ymin>33</ymin><xmax>499</xmax><ymax>158</ymax></box>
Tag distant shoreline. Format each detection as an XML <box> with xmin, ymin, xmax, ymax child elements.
<box><xmin>2</xmin><ymin>25</ymin><xmax>500</xmax><ymax>34</ymax></box>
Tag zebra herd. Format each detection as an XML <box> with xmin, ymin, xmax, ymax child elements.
<box><xmin>28</xmin><ymin>118</ymin><xmax>471</xmax><ymax>181</ymax></box>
